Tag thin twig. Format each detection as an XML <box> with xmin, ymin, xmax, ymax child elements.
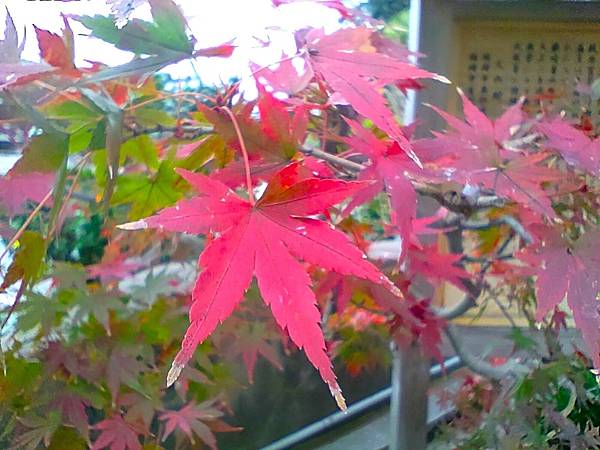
<box><xmin>491</xmin><ymin>295</ymin><xmax>519</xmax><ymax>328</ymax></box>
<box><xmin>434</xmin><ymin>229</ymin><xmax>516</xmax><ymax>320</ymax></box>
<box><xmin>0</xmin><ymin>189</ymin><xmax>54</xmax><ymax>267</ymax></box>
<box><xmin>121</xmin><ymin>123</ymin><xmax>509</xmax><ymax>213</ymax></box>
<box><xmin>0</xmin><ymin>281</ymin><xmax>26</xmax><ymax>331</ymax></box>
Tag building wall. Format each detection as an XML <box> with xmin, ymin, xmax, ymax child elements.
<box><xmin>412</xmin><ymin>0</ymin><xmax>600</xmax><ymax>129</ymax></box>
<box><xmin>409</xmin><ymin>0</ymin><xmax>600</xmax><ymax>325</ymax></box>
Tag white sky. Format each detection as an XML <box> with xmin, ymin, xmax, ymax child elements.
<box><xmin>2</xmin><ymin>0</ymin><xmax>355</xmax><ymax>91</ymax></box>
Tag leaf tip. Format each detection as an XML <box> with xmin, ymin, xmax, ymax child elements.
<box><xmin>117</xmin><ymin>220</ymin><xmax>148</xmax><ymax>231</ymax></box>
<box><xmin>433</xmin><ymin>74</ymin><xmax>451</xmax><ymax>84</ymax></box>
<box><xmin>166</xmin><ymin>361</ymin><xmax>184</xmax><ymax>387</ymax></box>
<box><xmin>330</xmin><ymin>386</ymin><xmax>347</xmax><ymax>412</ymax></box>
<box><xmin>406</xmin><ymin>149</ymin><xmax>423</xmax><ymax>169</ymax></box>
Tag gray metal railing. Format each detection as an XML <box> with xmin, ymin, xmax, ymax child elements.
<box><xmin>261</xmin><ymin>355</ymin><xmax>463</xmax><ymax>450</ymax></box>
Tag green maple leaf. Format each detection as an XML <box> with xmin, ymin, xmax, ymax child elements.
<box><xmin>16</xmin><ymin>292</ymin><xmax>67</xmax><ymax>335</ymax></box>
<box><xmin>126</xmin><ymin>270</ymin><xmax>180</xmax><ymax>308</ymax></box>
<box><xmin>70</xmin><ymin>288</ymin><xmax>123</xmax><ymax>334</ymax></box>
<box><xmin>12</xmin><ymin>412</ymin><xmax>61</xmax><ymax>450</ymax></box>
<box><xmin>76</xmin><ymin>0</ymin><xmax>194</xmax><ymax>56</ymax></box>
<box><xmin>51</xmin><ymin>262</ymin><xmax>88</xmax><ymax>291</ymax></box>
<box><xmin>120</xmin><ymin>136</ymin><xmax>160</xmax><ymax>170</ymax></box>
<box><xmin>112</xmin><ymin>162</ymin><xmax>182</xmax><ymax>220</ymax></box>
<box><xmin>1</xmin><ymin>231</ymin><xmax>45</xmax><ymax>291</ymax></box>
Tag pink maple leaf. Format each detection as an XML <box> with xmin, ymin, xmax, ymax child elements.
<box><xmin>120</xmin><ymin>162</ymin><xmax>400</xmax><ymax>409</ymax></box>
<box><xmin>92</xmin><ymin>415</ymin><xmax>142</xmax><ymax>450</ymax></box>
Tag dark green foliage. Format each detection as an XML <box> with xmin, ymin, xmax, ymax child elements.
<box><xmin>48</xmin><ymin>214</ymin><xmax>108</xmax><ymax>265</ymax></box>
<box><xmin>366</xmin><ymin>0</ymin><xmax>409</xmax><ymax>20</ymax></box>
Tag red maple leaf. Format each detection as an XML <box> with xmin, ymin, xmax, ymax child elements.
<box><xmin>160</xmin><ymin>401</ymin><xmax>239</xmax><ymax>448</ymax></box>
<box><xmin>106</xmin><ymin>348</ymin><xmax>147</xmax><ymax>403</ymax></box>
<box><xmin>390</xmin><ymin>294</ymin><xmax>445</xmax><ymax>362</ymax></box>
<box><xmin>315</xmin><ymin>271</ymin><xmax>355</xmax><ymax>313</ymax></box>
<box><xmin>51</xmin><ymin>393</ymin><xmax>91</xmax><ymax>440</ymax></box>
<box><xmin>314</xmin><ymin>270</ymin><xmax>407</xmax><ymax>318</ymax></box>
<box><xmin>200</xmin><ymin>91</ymin><xmax>309</xmax><ymax>187</ymax></box>
<box><xmin>341</xmin><ymin>120</ymin><xmax>441</xmax><ymax>245</ymax></box>
<box><xmin>252</xmin><ymin>52</ymin><xmax>313</xmax><ymax>95</ymax></box>
<box><xmin>34</xmin><ymin>15</ymin><xmax>76</xmax><ymax>72</ymax></box>
<box><xmin>194</xmin><ymin>43</ymin><xmax>236</xmax><ymax>58</ymax></box>
<box><xmin>86</xmin><ymin>239</ymin><xmax>141</xmax><ymax>284</ymax></box>
<box><xmin>44</xmin><ymin>341</ymin><xmax>100</xmax><ymax>382</ymax></box>
<box><xmin>428</xmin><ymin>92</ymin><xmax>562</xmax><ymax>216</ymax></box>
<box><xmin>92</xmin><ymin>415</ymin><xmax>142</xmax><ymax>450</ymax></box>
<box><xmin>299</xmin><ymin>27</ymin><xmax>446</xmax><ymax>164</ymax></box>
<box><xmin>406</xmin><ymin>243</ymin><xmax>470</xmax><ymax>291</ymax></box>
<box><xmin>120</xmin><ymin>162</ymin><xmax>399</xmax><ymax>408</ymax></box>
<box><xmin>537</xmin><ymin>118</ymin><xmax>600</xmax><ymax>175</ymax></box>
<box><xmin>87</xmin><ymin>254</ymin><xmax>141</xmax><ymax>285</ymax></box>
<box><xmin>520</xmin><ymin>225</ymin><xmax>600</xmax><ymax>367</ymax></box>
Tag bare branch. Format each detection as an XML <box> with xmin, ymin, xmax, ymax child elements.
<box><xmin>125</xmin><ymin>124</ymin><xmax>213</xmax><ymax>140</ymax></box>
<box><xmin>445</xmin><ymin>324</ymin><xmax>523</xmax><ymax>381</ymax></box>
<box><xmin>414</xmin><ymin>184</ymin><xmax>505</xmax><ymax>213</ymax></box>
<box><xmin>435</xmin><ymin>292</ymin><xmax>477</xmax><ymax>320</ymax></box>
<box><xmin>300</xmin><ymin>147</ymin><xmax>366</xmax><ymax>172</ymax></box>
<box><xmin>431</xmin><ymin>214</ymin><xmax>532</xmax><ymax>244</ymax></box>
<box><xmin>123</xmin><ymin>123</ymin><xmax>510</xmax><ymax>214</ymax></box>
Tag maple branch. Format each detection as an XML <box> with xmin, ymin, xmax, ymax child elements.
<box><xmin>301</xmin><ymin>147</ymin><xmax>366</xmax><ymax>172</ymax></box>
<box><xmin>415</xmin><ymin>185</ymin><xmax>506</xmax><ymax>214</ymax></box>
<box><xmin>432</xmin><ymin>215</ymin><xmax>533</xmax><ymax>244</ymax></box>
<box><xmin>122</xmin><ymin>122</ymin><xmax>510</xmax><ymax>214</ymax></box>
<box><xmin>222</xmin><ymin>106</ymin><xmax>255</xmax><ymax>205</ymax></box>
<box><xmin>125</xmin><ymin>123</ymin><xmax>213</xmax><ymax>140</ymax></box>
<box><xmin>434</xmin><ymin>281</ymin><xmax>479</xmax><ymax>321</ymax></box>
<box><xmin>491</xmin><ymin>295</ymin><xmax>519</xmax><ymax>329</ymax></box>
<box><xmin>445</xmin><ymin>324</ymin><xmax>521</xmax><ymax>381</ymax></box>
<box><xmin>435</xmin><ymin>226</ymin><xmax>518</xmax><ymax>320</ymax></box>
<box><xmin>300</xmin><ymin>148</ymin><xmax>508</xmax><ymax>212</ymax></box>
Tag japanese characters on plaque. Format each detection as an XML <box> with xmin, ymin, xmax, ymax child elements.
<box><xmin>457</xmin><ymin>23</ymin><xmax>600</xmax><ymax>130</ymax></box>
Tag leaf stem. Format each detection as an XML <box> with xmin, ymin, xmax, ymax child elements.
<box><xmin>0</xmin><ymin>281</ymin><xmax>26</xmax><ymax>331</ymax></box>
<box><xmin>222</xmin><ymin>106</ymin><xmax>255</xmax><ymax>205</ymax></box>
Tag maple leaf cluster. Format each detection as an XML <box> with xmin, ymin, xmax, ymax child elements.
<box><xmin>2</xmin><ymin>0</ymin><xmax>600</xmax><ymax>448</ymax></box>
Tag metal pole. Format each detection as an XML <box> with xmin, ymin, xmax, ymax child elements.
<box><xmin>389</xmin><ymin>341</ymin><xmax>429</xmax><ymax>450</ymax></box>
<box><xmin>403</xmin><ymin>0</ymin><xmax>422</xmax><ymax>126</ymax></box>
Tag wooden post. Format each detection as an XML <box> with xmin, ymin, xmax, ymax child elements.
<box><xmin>389</xmin><ymin>341</ymin><xmax>429</xmax><ymax>450</ymax></box>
